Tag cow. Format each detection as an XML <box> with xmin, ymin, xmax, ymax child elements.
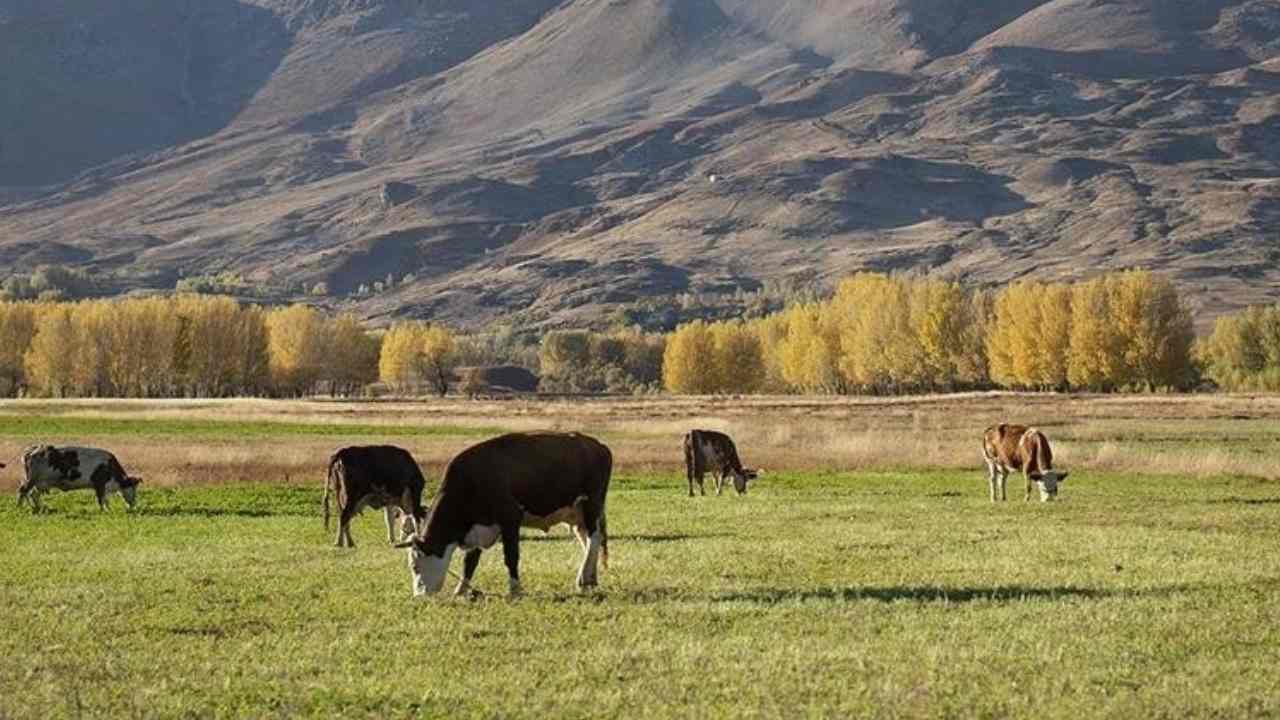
<box><xmin>683</xmin><ymin>429</ymin><xmax>760</xmax><ymax>497</ymax></box>
<box><xmin>982</xmin><ymin>424</ymin><xmax>1068</xmax><ymax>502</ymax></box>
<box><xmin>323</xmin><ymin>445</ymin><xmax>429</xmax><ymax>548</ymax></box>
<box><xmin>17</xmin><ymin>445</ymin><xmax>141</xmax><ymax>512</ymax></box>
<box><xmin>397</xmin><ymin>432</ymin><xmax>611</xmax><ymax>598</ymax></box>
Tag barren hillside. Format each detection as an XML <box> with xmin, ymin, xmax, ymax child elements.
<box><xmin>1</xmin><ymin>0</ymin><xmax>1278</xmax><ymax>329</ymax></box>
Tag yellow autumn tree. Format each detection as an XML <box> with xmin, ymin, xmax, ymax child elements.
<box><xmin>1067</xmin><ymin>275</ymin><xmax>1126</xmax><ymax>390</ymax></box>
<box><xmin>0</xmin><ymin>302</ymin><xmax>37</xmax><ymax>395</ymax></box>
<box><xmin>776</xmin><ymin>304</ymin><xmax>844</xmax><ymax>393</ymax></box>
<box><xmin>1108</xmin><ymin>270</ymin><xmax>1196</xmax><ymax>390</ymax></box>
<box><xmin>379</xmin><ymin>322</ymin><xmax>457</xmax><ymax>395</ymax></box>
<box><xmin>379</xmin><ymin>322</ymin><xmax>426</xmax><ymax>393</ymax></box>
<box><xmin>420</xmin><ymin>324</ymin><xmax>458</xmax><ymax>397</ymax></box>
<box><xmin>24</xmin><ymin>304</ymin><xmax>77</xmax><ymax>397</ymax></box>
<box><xmin>750</xmin><ymin>311</ymin><xmax>791</xmax><ymax>393</ymax></box>
<box><xmin>266</xmin><ymin>304</ymin><xmax>328</xmax><ymax>396</ymax></box>
<box><xmin>987</xmin><ymin>280</ymin><xmax>1071</xmax><ymax>389</ymax></box>
<box><xmin>710</xmin><ymin>321</ymin><xmax>765</xmax><ymax>393</ymax></box>
<box><xmin>1200</xmin><ymin>305</ymin><xmax>1280</xmax><ymax>391</ymax></box>
<box><xmin>663</xmin><ymin>320</ymin><xmax>716</xmax><ymax>393</ymax></box>
<box><xmin>833</xmin><ymin>274</ymin><xmax>922</xmax><ymax>392</ymax></box>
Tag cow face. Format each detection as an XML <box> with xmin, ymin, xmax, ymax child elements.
<box><xmin>120</xmin><ymin>477</ymin><xmax>142</xmax><ymax>508</ymax></box>
<box><xmin>401</xmin><ymin>537</ymin><xmax>456</xmax><ymax>596</ymax></box>
<box><xmin>731</xmin><ymin>468</ymin><xmax>760</xmax><ymax>495</ymax></box>
<box><xmin>1033</xmin><ymin>470</ymin><xmax>1068</xmax><ymax>502</ymax></box>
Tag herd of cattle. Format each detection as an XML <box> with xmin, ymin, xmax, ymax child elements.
<box><xmin>8</xmin><ymin>423</ymin><xmax>1065</xmax><ymax>597</ymax></box>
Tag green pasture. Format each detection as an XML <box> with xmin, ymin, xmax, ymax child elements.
<box><xmin>2</xmin><ymin>470</ymin><xmax>1278</xmax><ymax>718</ymax></box>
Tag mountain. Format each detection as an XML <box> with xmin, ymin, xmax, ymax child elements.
<box><xmin>1</xmin><ymin>0</ymin><xmax>1278</xmax><ymax>329</ymax></box>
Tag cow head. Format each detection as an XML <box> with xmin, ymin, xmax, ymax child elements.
<box><xmin>731</xmin><ymin>468</ymin><xmax>761</xmax><ymax>495</ymax></box>
<box><xmin>396</xmin><ymin>526</ymin><xmax>456</xmax><ymax>597</ymax></box>
<box><xmin>120</xmin><ymin>477</ymin><xmax>142</xmax><ymax>508</ymax></box>
<box><xmin>1031</xmin><ymin>470</ymin><xmax>1068</xmax><ymax>502</ymax></box>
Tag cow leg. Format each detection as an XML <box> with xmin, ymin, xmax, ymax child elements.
<box><xmin>986</xmin><ymin>462</ymin><xmax>999</xmax><ymax>502</ymax></box>
<box><xmin>383</xmin><ymin>507</ymin><xmax>399</xmax><ymax>544</ymax></box>
<box><xmin>576</xmin><ymin>528</ymin><xmax>604</xmax><ymax>591</ymax></box>
<box><xmin>336</xmin><ymin>504</ymin><xmax>360</xmax><ymax>548</ymax></box>
<box><xmin>29</xmin><ymin>488</ymin><xmax>45</xmax><ymax>513</ymax></box>
<box><xmin>500</xmin><ymin>525</ymin><xmax>522</xmax><ymax>597</ymax></box>
<box><xmin>999</xmin><ymin>470</ymin><xmax>1008</xmax><ymax>502</ymax></box>
<box><xmin>455</xmin><ymin>549</ymin><xmax>483</xmax><ymax>598</ymax></box>
<box><xmin>1024</xmin><ymin>472</ymin><xmax>1032</xmax><ymax>502</ymax></box>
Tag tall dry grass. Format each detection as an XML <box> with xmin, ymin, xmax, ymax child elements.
<box><xmin>3</xmin><ymin>392</ymin><xmax>1280</xmax><ymax>490</ymax></box>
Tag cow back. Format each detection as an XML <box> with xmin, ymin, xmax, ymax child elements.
<box><xmin>690</xmin><ymin>429</ymin><xmax>744</xmax><ymax>475</ymax></box>
<box><xmin>984</xmin><ymin>424</ymin><xmax>1054</xmax><ymax>476</ymax></box>
<box><xmin>436</xmin><ymin>432</ymin><xmax>612</xmax><ymax>522</ymax></box>
<box><xmin>330</xmin><ymin>445</ymin><xmax>427</xmax><ymax>511</ymax></box>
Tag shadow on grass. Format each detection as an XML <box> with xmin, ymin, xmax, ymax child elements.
<box><xmin>519</xmin><ymin>532</ymin><xmax>729</xmax><ymax>543</ymax></box>
<box><xmin>136</xmin><ymin>506</ymin><xmax>313</xmax><ymax>519</ymax></box>
<box><xmin>713</xmin><ymin>585</ymin><xmax>1115</xmax><ymax>604</ymax></box>
<box><xmin>1210</xmin><ymin>497</ymin><xmax>1280</xmax><ymax>506</ymax></box>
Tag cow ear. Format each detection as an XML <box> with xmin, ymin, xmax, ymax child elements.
<box><xmin>1058</xmin><ymin>471</ymin><xmax>1069</xmax><ymax>482</ymax></box>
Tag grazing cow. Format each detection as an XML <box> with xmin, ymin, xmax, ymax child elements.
<box><xmin>683</xmin><ymin>429</ymin><xmax>759</xmax><ymax>497</ymax></box>
<box><xmin>324</xmin><ymin>445</ymin><xmax>428</xmax><ymax>548</ymax></box>
<box><xmin>982</xmin><ymin>424</ymin><xmax>1068</xmax><ymax>502</ymax></box>
<box><xmin>398</xmin><ymin>432</ymin><xmax>611</xmax><ymax>598</ymax></box>
<box><xmin>18</xmin><ymin>445</ymin><xmax>141</xmax><ymax>512</ymax></box>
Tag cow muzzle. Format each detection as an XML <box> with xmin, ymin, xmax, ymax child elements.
<box><xmin>408</xmin><ymin>544</ymin><xmax>455</xmax><ymax>597</ymax></box>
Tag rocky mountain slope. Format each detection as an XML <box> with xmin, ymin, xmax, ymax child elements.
<box><xmin>1</xmin><ymin>0</ymin><xmax>1278</xmax><ymax>329</ymax></box>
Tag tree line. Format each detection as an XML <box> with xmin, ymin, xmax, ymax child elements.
<box><xmin>0</xmin><ymin>270</ymin><xmax>1275</xmax><ymax>398</ymax></box>
<box><xmin>662</xmin><ymin>270</ymin><xmax>1201</xmax><ymax>394</ymax></box>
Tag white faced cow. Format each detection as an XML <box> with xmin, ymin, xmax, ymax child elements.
<box><xmin>982</xmin><ymin>424</ymin><xmax>1068</xmax><ymax>502</ymax></box>
<box><xmin>18</xmin><ymin>445</ymin><xmax>141</xmax><ymax>512</ymax></box>
<box><xmin>398</xmin><ymin>432</ymin><xmax>611</xmax><ymax>598</ymax></box>
<box><xmin>683</xmin><ymin>429</ymin><xmax>760</xmax><ymax>497</ymax></box>
<box><xmin>324</xmin><ymin>445</ymin><xmax>428</xmax><ymax>548</ymax></box>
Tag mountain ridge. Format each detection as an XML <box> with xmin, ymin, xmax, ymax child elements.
<box><xmin>1</xmin><ymin>0</ymin><xmax>1278</xmax><ymax>329</ymax></box>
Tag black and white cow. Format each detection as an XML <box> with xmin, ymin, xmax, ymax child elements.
<box><xmin>683</xmin><ymin>429</ymin><xmax>760</xmax><ymax>497</ymax></box>
<box><xmin>324</xmin><ymin>445</ymin><xmax>429</xmax><ymax>548</ymax></box>
<box><xmin>397</xmin><ymin>432</ymin><xmax>611</xmax><ymax>598</ymax></box>
<box><xmin>18</xmin><ymin>445</ymin><xmax>141</xmax><ymax>512</ymax></box>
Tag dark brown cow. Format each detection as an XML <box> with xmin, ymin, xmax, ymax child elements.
<box><xmin>982</xmin><ymin>424</ymin><xmax>1068</xmax><ymax>502</ymax></box>
<box><xmin>18</xmin><ymin>445</ymin><xmax>141</xmax><ymax>512</ymax></box>
<box><xmin>398</xmin><ymin>432</ymin><xmax>611</xmax><ymax>598</ymax></box>
<box><xmin>683</xmin><ymin>429</ymin><xmax>759</xmax><ymax>496</ymax></box>
<box><xmin>324</xmin><ymin>445</ymin><xmax>428</xmax><ymax>548</ymax></box>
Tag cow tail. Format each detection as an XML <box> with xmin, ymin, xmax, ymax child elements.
<box><xmin>323</xmin><ymin>455</ymin><xmax>339</xmax><ymax>531</ymax></box>
<box><xmin>599</xmin><ymin>512</ymin><xmax>609</xmax><ymax>570</ymax></box>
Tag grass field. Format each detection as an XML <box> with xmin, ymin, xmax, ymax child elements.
<box><xmin>1</xmin><ymin>395</ymin><xmax>1279</xmax><ymax>718</ymax></box>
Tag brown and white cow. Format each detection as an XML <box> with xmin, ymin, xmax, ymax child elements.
<box><xmin>18</xmin><ymin>445</ymin><xmax>141</xmax><ymax>512</ymax></box>
<box><xmin>683</xmin><ymin>429</ymin><xmax>759</xmax><ymax>497</ymax></box>
<box><xmin>324</xmin><ymin>445</ymin><xmax>428</xmax><ymax>548</ymax></box>
<box><xmin>982</xmin><ymin>424</ymin><xmax>1068</xmax><ymax>502</ymax></box>
<box><xmin>397</xmin><ymin>432</ymin><xmax>611</xmax><ymax>598</ymax></box>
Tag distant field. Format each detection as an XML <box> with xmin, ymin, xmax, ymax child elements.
<box><xmin>1</xmin><ymin>396</ymin><xmax>1278</xmax><ymax>718</ymax></box>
